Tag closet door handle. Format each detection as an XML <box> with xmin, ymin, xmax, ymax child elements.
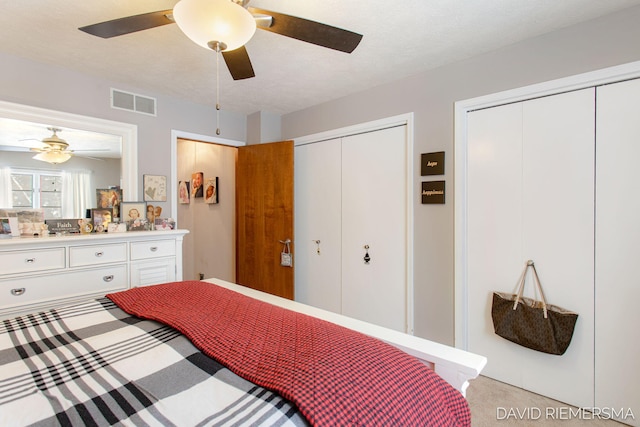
<box><xmin>363</xmin><ymin>245</ymin><xmax>371</xmax><ymax>264</ymax></box>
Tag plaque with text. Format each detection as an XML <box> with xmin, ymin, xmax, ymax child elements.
<box><xmin>421</xmin><ymin>151</ymin><xmax>445</xmax><ymax>176</ymax></box>
<box><xmin>422</xmin><ymin>181</ymin><xmax>445</xmax><ymax>204</ymax></box>
<box><xmin>45</xmin><ymin>219</ymin><xmax>81</xmax><ymax>233</ymax></box>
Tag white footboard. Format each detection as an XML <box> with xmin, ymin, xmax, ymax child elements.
<box><xmin>205</xmin><ymin>278</ymin><xmax>487</xmax><ymax>396</ymax></box>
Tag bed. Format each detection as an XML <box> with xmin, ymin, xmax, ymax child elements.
<box><xmin>0</xmin><ymin>278</ymin><xmax>486</xmax><ymax>426</ymax></box>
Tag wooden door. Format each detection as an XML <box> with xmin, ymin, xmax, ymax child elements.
<box><xmin>236</xmin><ymin>141</ymin><xmax>294</xmax><ymax>299</ymax></box>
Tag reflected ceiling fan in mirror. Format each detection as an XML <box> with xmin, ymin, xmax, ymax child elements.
<box><xmin>19</xmin><ymin>128</ymin><xmax>108</xmax><ymax>165</ymax></box>
<box><xmin>29</xmin><ymin>128</ymin><xmax>73</xmax><ymax>164</ymax></box>
<box><xmin>79</xmin><ymin>0</ymin><xmax>363</xmax><ymax>80</ymax></box>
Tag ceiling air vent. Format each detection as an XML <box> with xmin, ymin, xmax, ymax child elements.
<box><xmin>111</xmin><ymin>88</ymin><xmax>157</xmax><ymax>116</ymax></box>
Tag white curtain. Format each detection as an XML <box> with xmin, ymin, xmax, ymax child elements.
<box><xmin>0</xmin><ymin>167</ymin><xmax>12</xmax><ymax>208</ymax></box>
<box><xmin>62</xmin><ymin>170</ymin><xmax>94</xmax><ymax>218</ymax></box>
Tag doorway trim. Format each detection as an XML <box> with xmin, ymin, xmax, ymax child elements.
<box><xmin>294</xmin><ymin>113</ymin><xmax>415</xmax><ymax>334</ymax></box>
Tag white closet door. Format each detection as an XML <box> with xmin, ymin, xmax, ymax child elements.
<box><xmin>341</xmin><ymin>126</ymin><xmax>407</xmax><ymax>332</ymax></box>
<box><xmin>467</xmin><ymin>102</ymin><xmax>524</xmax><ymax>383</ymax></box>
<box><xmin>520</xmin><ymin>89</ymin><xmax>595</xmax><ymax>407</ymax></box>
<box><xmin>467</xmin><ymin>89</ymin><xmax>595</xmax><ymax>407</ymax></box>
<box><xmin>595</xmin><ymin>79</ymin><xmax>640</xmax><ymax>425</ymax></box>
<box><xmin>294</xmin><ymin>138</ymin><xmax>342</xmax><ymax>313</ymax></box>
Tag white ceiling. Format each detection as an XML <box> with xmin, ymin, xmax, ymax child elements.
<box><xmin>2</xmin><ymin>0</ymin><xmax>640</xmax><ymax>119</ymax></box>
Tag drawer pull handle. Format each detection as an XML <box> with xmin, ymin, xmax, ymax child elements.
<box><xmin>11</xmin><ymin>288</ymin><xmax>26</xmax><ymax>296</ymax></box>
<box><xmin>150</xmin><ymin>247</ymin><xmax>158</xmax><ymax>252</ymax></box>
<box><xmin>95</xmin><ymin>251</ymin><xmax>104</xmax><ymax>257</ymax></box>
<box><xmin>25</xmin><ymin>258</ymin><xmax>36</xmax><ymax>263</ymax></box>
<box><xmin>103</xmin><ymin>275</ymin><xmax>114</xmax><ymax>282</ymax></box>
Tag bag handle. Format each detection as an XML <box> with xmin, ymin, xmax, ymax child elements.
<box><xmin>513</xmin><ymin>260</ymin><xmax>548</xmax><ymax>318</ymax></box>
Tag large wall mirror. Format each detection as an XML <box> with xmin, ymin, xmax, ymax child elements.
<box><xmin>0</xmin><ymin>100</ymin><xmax>138</xmax><ymax>215</ymax></box>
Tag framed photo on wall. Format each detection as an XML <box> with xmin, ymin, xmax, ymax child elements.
<box><xmin>205</xmin><ymin>177</ymin><xmax>218</xmax><ymax>204</ymax></box>
<box><xmin>191</xmin><ymin>172</ymin><xmax>204</xmax><ymax>198</ymax></box>
<box><xmin>143</xmin><ymin>174</ymin><xmax>167</xmax><ymax>202</ymax></box>
<box><xmin>179</xmin><ymin>180</ymin><xmax>190</xmax><ymax>204</ymax></box>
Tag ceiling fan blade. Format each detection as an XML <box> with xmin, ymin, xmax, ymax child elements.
<box><xmin>79</xmin><ymin>10</ymin><xmax>174</xmax><ymax>38</ymax></box>
<box><xmin>222</xmin><ymin>46</ymin><xmax>255</xmax><ymax>80</ymax></box>
<box><xmin>248</xmin><ymin>8</ymin><xmax>362</xmax><ymax>53</ymax></box>
<box><xmin>74</xmin><ymin>155</ymin><xmax>106</xmax><ymax>161</ymax></box>
<box><xmin>0</xmin><ymin>145</ymin><xmax>31</xmax><ymax>152</ymax></box>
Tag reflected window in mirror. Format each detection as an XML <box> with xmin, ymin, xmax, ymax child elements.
<box><xmin>11</xmin><ymin>170</ymin><xmax>62</xmax><ymax>219</ymax></box>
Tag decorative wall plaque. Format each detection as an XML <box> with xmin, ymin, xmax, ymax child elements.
<box><xmin>143</xmin><ymin>174</ymin><xmax>167</xmax><ymax>202</ymax></box>
<box><xmin>422</xmin><ymin>181</ymin><xmax>445</xmax><ymax>204</ymax></box>
<box><xmin>421</xmin><ymin>151</ymin><xmax>445</xmax><ymax>176</ymax></box>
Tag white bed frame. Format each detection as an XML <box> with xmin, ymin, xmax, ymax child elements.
<box><xmin>206</xmin><ymin>278</ymin><xmax>487</xmax><ymax>397</ymax></box>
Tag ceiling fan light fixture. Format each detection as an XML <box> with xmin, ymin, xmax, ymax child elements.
<box><xmin>173</xmin><ymin>0</ymin><xmax>256</xmax><ymax>52</ymax></box>
<box><xmin>33</xmin><ymin>151</ymin><xmax>72</xmax><ymax>165</ymax></box>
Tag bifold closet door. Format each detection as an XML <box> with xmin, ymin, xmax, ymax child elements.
<box><xmin>294</xmin><ymin>138</ymin><xmax>342</xmax><ymax>313</ymax></box>
<box><xmin>595</xmin><ymin>79</ymin><xmax>640</xmax><ymax>425</ymax></box>
<box><xmin>466</xmin><ymin>89</ymin><xmax>595</xmax><ymax>407</ymax></box>
<box><xmin>341</xmin><ymin>126</ymin><xmax>407</xmax><ymax>332</ymax></box>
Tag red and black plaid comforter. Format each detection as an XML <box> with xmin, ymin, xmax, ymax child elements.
<box><xmin>108</xmin><ymin>281</ymin><xmax>470</xmax><ymax>426</ymax></box>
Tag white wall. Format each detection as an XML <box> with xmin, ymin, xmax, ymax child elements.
<box><xmin>280</xmin><ymin>5</ymin><xmax>640</xmax><ymax>344</ymax></box>
<box><xmin>246</xmin><ymin>111</ymin><xmax>282</xmax><ymax>145</ymax></box>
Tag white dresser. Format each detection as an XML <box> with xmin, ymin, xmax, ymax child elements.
<box><xmin>0</xmin><ymin>229</ymin><xmax>189</xmax><ymax>319</ymax></box>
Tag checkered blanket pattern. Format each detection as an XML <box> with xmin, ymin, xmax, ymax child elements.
<box><xmin>0</xmin><ymin>298</ymin><xmax>308</xmax><ymax>426</ymax></box>
<box><xmin>108</xmin><ymin>281</ymin><xmax>471</xmax><ymax>427</ymax></box>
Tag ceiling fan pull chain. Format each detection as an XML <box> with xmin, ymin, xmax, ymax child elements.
<box><xmin>215</xmin><ymin>43</ymin><xmax>221</xmax><ymax>135</ymax></box>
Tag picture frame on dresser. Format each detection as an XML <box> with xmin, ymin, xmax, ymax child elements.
<box><xmin>120</xmin><ymin>202</ymin><xmax>147</xmax><ymax>230</ymax></box>
<box><xmin>96</xmin><ymin>188</ymin><xmax>123</xmax><ymax>219</ymax></box>
<box><xmin>0</xmin><ymin>218</ymin><xmax>11</xmax><ymax>238</ymax></box>
<box><xmin>91</xmin><ymin>208</ymin><xmax>112</xmax><ymax>233</ymax></box>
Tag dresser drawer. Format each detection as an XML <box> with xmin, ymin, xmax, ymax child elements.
<box><xmin>70</xmin><ymin>243</ymin><xmax>127</xmax><ymax>267</ymax></box>
<box><xmin>0</xmin><ymin>248</ymin><xmax>66</xmax><ymax>276</ymax></box>
<box><xmin>0</xmin><ymin>264</ymin><xmax>128</xmax><ymax>308</ymax></box>
<box><xmin>130</xmin><ymin>239</ymin><xmax>176</xmax><ymax>260</ymax></box>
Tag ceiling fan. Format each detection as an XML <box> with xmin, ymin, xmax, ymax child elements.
<box><xmin>79</xmin><ymin>0</ymin><xmax>363</xmax><ymax>80</ymax></box>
